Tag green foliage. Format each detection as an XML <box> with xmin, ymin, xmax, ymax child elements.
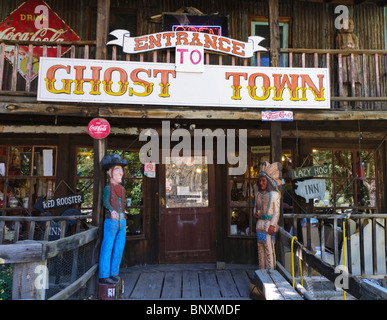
<box><xmin>0</xmin><ymin>265</ymin><xmax>13</xmax><ymax>300</ymax></box>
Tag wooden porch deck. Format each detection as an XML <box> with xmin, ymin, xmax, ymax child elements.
<box><xmin>119</xmin><ymin>264</ymin><xmax>257</xmax><ymax>300</ymax></box>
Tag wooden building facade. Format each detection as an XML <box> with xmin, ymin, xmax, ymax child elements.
<box><xmin>0</xmin><ymin>0</ymin><xmax>386</xmax><ymax>269</ymax></box>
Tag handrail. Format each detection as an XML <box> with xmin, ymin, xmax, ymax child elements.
<box><xmin>0</xmin><ymin>214</ymin><xmax>92</xmax><ymax>244</ymax></box>
<box><xmin>0</xmin><ymin>214</ymin><xmax>92</xmax><ymax>221</ymax></box>
<box><xmin>280</xmin><ymin>48</ymin><xmax>387</xmax><ymax>55</ymax></box>
<box><xmin>284</xmin><ymin>213</ymin><xmax>387</xmax><ymax>219</ymax></box>
<box><xmin>278</xmin><ymin>226</ymin><xmax>387</xmax><ymax>300</ymax></box>
<box><xmin>0</xmin><ymin>39</ymin><xmax>96</xmax><ymax>47</ymax></box>
<box><xmin>283</xmin><ymin>212</ymin><xmax>387</xmax><ymax>278</ymax></box>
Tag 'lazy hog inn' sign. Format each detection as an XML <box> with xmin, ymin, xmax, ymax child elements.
<box><xmin>37</xmin><ymin>30</ymin><xmax>330</xmax><ymax>109</ymax></box>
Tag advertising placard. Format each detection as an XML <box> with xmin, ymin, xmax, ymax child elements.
<box><xmin>0</xmin><ymin>0</ymin><xmax>80</xmax><ymax>80</ymax></box>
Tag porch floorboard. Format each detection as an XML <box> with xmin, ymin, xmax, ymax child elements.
<box><xmin>119</xmin><ymin>263</ymin><xmax>257</xmax><ymax>300</ymax></box>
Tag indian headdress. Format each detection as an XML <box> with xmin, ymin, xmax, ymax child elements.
<box><xmin>259</xmin><ymin>161</ymin><xmax>282</xmax><ymax>192</ymax></box>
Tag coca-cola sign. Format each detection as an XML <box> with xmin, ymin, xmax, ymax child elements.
<box><xmin>0</xmin><ymin>0</ymin><xmax>80</xmax><ymax>80</ymax></box>
<box><xmin>88</xmin><ymin>118</ymin><xmax>111</xmax><ymax>140</ymax></box>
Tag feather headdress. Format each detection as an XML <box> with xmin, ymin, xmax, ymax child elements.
<box><xmin>259</xmin><ymin>161</ymin><xmax>282</xmax><ymax>192</ymax></box>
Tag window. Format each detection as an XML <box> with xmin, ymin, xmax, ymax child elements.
<box><xmin>312</xmin><ymin>148</ymin><xmax>377</xmax><ymax>214</ymax></box>
<box><xmin>228</xmin><ymin>150</ymin><xmax>261</xmax><ymax>237</ymax></box>
<box><xmin>86</xmin><ymin>7</ymin><xmax>137</xmax><ymax>60</ymax></box>
<box><xmin>165</xmin><ymin>156</ymin><xmax>209</xmax><ymax>208</ymax></box>
<box><xmin>76</xmin><ymin>147</ymin><xmax>146</xmax><ymax>238</ymax></box>
<box><xmin>228</xmin><ymin>148</ymin><xmax>293</xmax><ymax>237</ymax></box>
<box><xmin>76</xmin><ymin>147</ymin><xmax>94</xmax><ymax>213</ymax></box>
<box><xmin>0</xmin><ymin>145</ymin><xmax>57</xmax><ymax>217</ymax></box>
<box><xmin>249</xmin><ymin>17</ymin><xmax>290</xmax><ymax>67</ymax></box>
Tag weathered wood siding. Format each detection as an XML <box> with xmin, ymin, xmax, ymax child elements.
<box><xmin>1</xmin><ymin>1</ymin><xmax>384</xmax><ymax>49</ymax></box>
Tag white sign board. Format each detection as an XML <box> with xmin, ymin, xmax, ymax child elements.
<box><xmin>37</xmin><ymin>57</ymin><xmax>330</xmax><ymax>109</ymax></box>
<box><xmin>175</xmin><ymin>45</ymin><xmax>204</xmax><ymax>73</ymax></box>
<box><xmin>294</xmin><ymin>179</ymin><xmax>326</xmax><ymax>203</ymax></box>
<box><xmin>262</xmin><ymin>111</ymin><xmax>293</xmax><ymax>121</ymax></box>
<box><xmin>144</xmin><ymin>162</ymin><xmax>156</xmax><ymax>178</ymax></box>
<box><xmin>107</xmin><ymin>30</ymin><xmax>266</xmax><ymax>58</ymax></box>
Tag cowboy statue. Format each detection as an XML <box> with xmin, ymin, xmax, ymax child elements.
<box><xmin>98</xmin><ymin>153</ymin><xmax>128</xmax><ymax>285</ymax></box>
<box><xmin>254</xmin><ymin>161</ymin><xmax>282</xmax><ymax>270</ymax></box>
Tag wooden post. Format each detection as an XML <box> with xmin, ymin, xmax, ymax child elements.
<box><xmin>91</xmin><ymin>138</ymin><xmax>106</xmax><ymax>295</ymax></box>
<box><xmin>92</xmin><ymin>138</ymin><xmax>106</xmax><ymax>229</ymax></box>
<box><xmin>96</xmin><ymin>0</ymin><xmax>110</xmax><ymax>61</ymax></box>
<box><xmin>298</xmin><ymin>138</ymin><xmax>313</xmax><ymax>276</ymax></box>
<box><xmin>268</xmin><ymin>0</ymin><xmax>282</xmax><ymax>165</ymax></box>
<box><xmin>12</xmin><ymin>259</ymin><xmax>48</xmax><ymax>300</ymax></box>
<box><xmin>268</xmin><ymin>0</ymin><xmax>284</xmax><ymax>266</ymax></box>
<box><xmin>90</xmin><ymin>0</ymin><xmax>110</xmax><ymax>296</ymax></box>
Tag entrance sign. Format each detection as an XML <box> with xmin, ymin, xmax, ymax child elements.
<box><xmin>37</xmin><ymin>57</ymin><xmax>330</xmax><ymax>109</ymax></box>
<box><xmin>0</xmin><ymin>0</ymin><xmax>80</xmax><ymax>80</ymax></box>
<box><xmin>107</xmin><ymin>30</ymin><xmax>266</xmax><ymax>58</ymax></box>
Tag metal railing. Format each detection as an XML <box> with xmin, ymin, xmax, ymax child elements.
<box><xmin>283</xmin><ymin>213</ymin><xmax>387</xmax><ymax>278</ymax></box>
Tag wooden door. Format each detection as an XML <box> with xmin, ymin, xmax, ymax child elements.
<box><xmin>159</xmin><ymin>156</ymin><xmax>216</xmax><ymax>263</ymax></box>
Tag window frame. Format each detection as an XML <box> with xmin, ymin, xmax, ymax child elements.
<box><xmin>75</xmin><ymin>146</ymin><xmax>146</xmax><ymax>240</ymax></box>
<box><xmin>248</xmin><ymin>15</ymin><xmax>292</xmax><ymax>67</ymax></box>
<box><xmin>311</xmin><ymin>148</ymin><xmax>378</xmax><ymax>214</ymax></box>
<box><xmin>0</xmin><ymin>144</ymin><xmax>58</xmax><ymax>217</ymax></box>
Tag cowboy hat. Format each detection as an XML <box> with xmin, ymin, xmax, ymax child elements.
<box><xmin>101</xmin><ymin>153</ymin><xmax>128</xmax><ymax>170</ymax></box>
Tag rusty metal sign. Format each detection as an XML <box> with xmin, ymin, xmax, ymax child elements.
<box><xmin>0</xmin><ymin>0</ymin><xmax>80</xmax><ymax>80</ymax></box>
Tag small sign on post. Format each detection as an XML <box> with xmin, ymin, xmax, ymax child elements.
<box><xmin>262</xmin><ymin>111</ymin><xmax>293</xmax><ymax>121</ymax></box>
<box><xmin>144</xmin><ymin>162</ymin><xmax>156</xmax><ymax>178</ymax></box>
<box><xmin>88</xmin><ymin>118</ymin><xmax>111</xmax><ymax>140</ymax></box>
<box><xmin>33</xmin><ymin>193</ymin><xmax>84</xmax><ymax>213</ymax></box>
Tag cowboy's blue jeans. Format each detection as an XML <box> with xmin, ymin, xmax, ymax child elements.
<box><xmin>98</xmin><ymin>218</ymin><xmax>126</xmax><ymax>279</ymax></box>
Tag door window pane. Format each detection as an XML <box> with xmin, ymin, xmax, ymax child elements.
<box><xmin>231</xmin><ymin>208</ymin><xmax>251</xmax><ymax>235</ymax></box>
<box><xmin>165</xmin><ymin>156</ymin><xmax>209</xmax><ymax>208</ymax></box>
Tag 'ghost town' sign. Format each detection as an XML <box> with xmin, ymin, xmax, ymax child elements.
<box><xmin>37</xmin><ymin>57</ymin><xmax>330</xmax><ymax>109</ymax></box>
<box><xmin>290</xmin><ymin>164</ymin><xmax>329</xmax><ymax>180</ymax></box>
<box><xmin>294</xmin><ymin>179</ymin><xmax>326</xmax><ymax>203</ymax></box>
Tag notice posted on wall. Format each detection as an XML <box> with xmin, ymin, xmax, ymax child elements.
<box><xmin>43</xmin><ymin>149</ymin><xmax>53</xmax><ymax>176</ymax></box>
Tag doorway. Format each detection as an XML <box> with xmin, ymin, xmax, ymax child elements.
<box><xmin>159</xmin><ymin>156</ymin><xmax>216</xmax><ymax>263</ymax></box>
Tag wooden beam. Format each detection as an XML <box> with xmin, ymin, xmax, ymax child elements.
<box><xmin>0</xmin><ymin>125</ymin><xmax>385</xmax><ymax>140</ymax></box>
<box><xmin>268</xmin><ymin>0</ymin><xmax>282</xmax><ymax>164</ymax></box>
<box><xmin>0</xmin><ymin>241</ymin><xmax>43</xmax><ymax>264</ymax></box>
<box><xmin>0</xmin><ymin>102</ymin><xmax>99</xmax><ymax>117</ymax></box>
<box><xmin>0</xmin><ymin>125</ymin><xmax>140</xmax><ymax>135</ymax></box>
<box><xmin>96</xmin><ymin>0</ymin><xmax>110</xmax><ymax>60</ymax></box>
<box><xmin>42</xmin><ymin>227</ymin><xmax>99</xmax><ymax>260</ymax></box>
<box><xmin>0</xmin><ymin>226</ymin><xmax>98</xmax><ymax>264</ymax></box>
<box><xmin>268</xmin><ymin>0</ymin><xmax>280</xmax><ymax>68</ymax></box>
<box><xmin>92</xmin><ymin>139</ymin><xmax>106</xmax><ymax>230</ymax></box>
<box><xmin>1</xmin><ymin>101</ymin><xmax>387</xmax><ymax>121</ymax></box>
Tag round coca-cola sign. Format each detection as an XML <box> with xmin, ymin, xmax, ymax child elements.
<box><xmin>88</xmin><ymin>118</ymin><xmax>110</xmax><ymax>139</ymax></box>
